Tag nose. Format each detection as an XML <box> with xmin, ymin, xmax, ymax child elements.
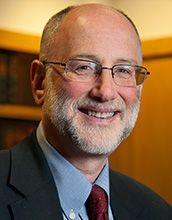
<box><xmin>89</xmin><ymin>69</ymin><xmax>118</xmax><ymax>102</ymax></box>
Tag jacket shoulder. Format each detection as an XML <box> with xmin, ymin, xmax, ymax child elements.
<box><xmin>0</xmin><ymin>132</ymin><xmax>36</xmax><ymax>181</ymax></box>
<box><xmin>110</xmin><ymin>170</ymin><xmax>172</xmax><ymax>219</ymax></box>
<box><xmin>0</xmin><ymin>149</ymin><xmax>10</xmax><ymax>180</ymax></box>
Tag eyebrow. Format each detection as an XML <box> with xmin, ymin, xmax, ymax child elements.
<box><xmin>70</xmin><ymin>54</ymin><xmax>138</xmax><ymax>65</ymax></box>
<box><xmin>114</xmin><ymin>58</ymin><xmax>138</xmax><ymax>65</ymax></box>
<box><xmin>70</xmin><ymin>54</ymin><xmax>100</xmax><ymax>63</ymax></box>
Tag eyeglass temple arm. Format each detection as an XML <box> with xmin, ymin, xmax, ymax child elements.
<box><xmin>42</xmin><ymin>60</ymin><xmax>66</xmax><ymax>67</ymax></box>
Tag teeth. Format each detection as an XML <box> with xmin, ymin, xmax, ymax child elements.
<box><xmin>88</xmin><ymin>111</ymin><xmax>114</xmax><ymax>118</ymax></box>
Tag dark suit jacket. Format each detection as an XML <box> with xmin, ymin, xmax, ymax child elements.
<box><xmin>0</xmin><ymin>132</ymin><xmax>171</xmax><ymax>220</ymax></box>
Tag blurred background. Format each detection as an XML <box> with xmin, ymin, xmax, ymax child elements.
<box><xmin>0</xmin><ymin>0</ymin><xmax>172</xmax><ymax>204</ymax></box>
<box><xmin>1</xmin><ymin>0</ymin><xmax>172</xmax><ymax>39</ymax></box>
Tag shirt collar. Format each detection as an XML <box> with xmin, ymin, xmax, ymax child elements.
<box><xmin>36</xmin><ymin>122</ymin><xmax>110</xmax><ymax>216</ymax></box>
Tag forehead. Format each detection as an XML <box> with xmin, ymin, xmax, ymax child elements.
<box><xmin>50</xmin><ymin>5</ymin><xmax>141</xmax><ymax>63</ymax></box>
<box><xmin>60</xmin><ymin>5</ymin><xmax>136</xmax><ymax>35</ymax></box>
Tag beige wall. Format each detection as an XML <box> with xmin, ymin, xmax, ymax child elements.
<box><xmin>0</xmin><ymin>0</ymin><xmax>111</xmax><ymax>35</ymax></box>
<box><xmin>0</xmin><ymin>0</ymin><xmax>172</xmax><ymax>40</ymax></box>
<box><xmin>114</xmin><ymin>0</ymin><xmax>172</xmax><ymax>40</ymax></box>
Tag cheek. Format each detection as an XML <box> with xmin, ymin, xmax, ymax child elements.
<box><xmin>118</xmin><ymin>86</ymin><xmax>141</xmax><ymax>106</ymax></box>
<box><xmin>62</xmin><ymin>81</ymin><xmax>92</xmax><ymax>99</ymax></box>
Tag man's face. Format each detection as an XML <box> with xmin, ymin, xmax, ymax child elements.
<box><xmin>42</xmin><ymin>6</ymin><xmax>142</xmax><ymax>156</ymax></box>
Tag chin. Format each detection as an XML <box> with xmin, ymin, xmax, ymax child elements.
<box><xmin>68</xmin><ymin>122</ymin><xmax>130</xmax><ymax>155</ymax></box>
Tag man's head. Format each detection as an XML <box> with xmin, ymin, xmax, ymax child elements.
<box><xmin>31</xmin><ymin>4</ymin><xmax>147</xmax><ymax>157</ymax></box>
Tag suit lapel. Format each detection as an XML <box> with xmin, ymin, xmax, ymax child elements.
<box><xmin>10</xmin><ymin>180</ymin><xmax>63</xmax><ymax>220</ymax></box>
<box><xmin>8</xmin><ymin>132</ymin><xmax>63</xmax><ymax>220</ymax></box>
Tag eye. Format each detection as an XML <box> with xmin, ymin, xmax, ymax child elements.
<box><xmin>76</xmin><ymin>64</ymin><xmax>92</xmax><ymax>71</ymax></box>
<box><xmin>114</xmin><ymin>66</ymin><xmax>133</xmax><ymax>78</ymax></box>
<box><xmin>69</xmin><ymin>61</ymin><xmax>96</xmax><ymax>75</ymax></box>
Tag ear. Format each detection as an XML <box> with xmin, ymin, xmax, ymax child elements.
<box><xmin>30</xmin><ymin>59</ymin><xmax>45</xmax><ymax>105</ymax></box>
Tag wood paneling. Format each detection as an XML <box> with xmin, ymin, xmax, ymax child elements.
<box><xmin>0</xmin><ymin>29</ymin><xmax>40</xmax><ymax>53</ymax></box>
<box><xmin>0</xmin><ymin>104</ymin><xmax>41</xmax><ymax>121</ymax></box>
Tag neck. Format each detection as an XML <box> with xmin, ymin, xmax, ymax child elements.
<box><xmin>68</xmin><ymin>155</ymin><xmax>108</xmax><ymax>183</ymax></box>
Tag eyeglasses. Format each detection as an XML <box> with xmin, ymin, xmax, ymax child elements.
<box><xmin>43</xmin><ymin>58</ymin><xmax>150</xmax><ymax>87</ymax></box>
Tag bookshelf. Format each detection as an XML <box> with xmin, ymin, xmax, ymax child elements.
<box><xmin>0</xmin><ymin>29</ymin><xmax>41</xmax><ymax>149</ymax></box>
<box><xmin>0</xmin><ymin>104</ymin><xmax>41</xmax><ymax>121</ymax></box>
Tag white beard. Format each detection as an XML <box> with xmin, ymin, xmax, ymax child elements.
<box><xmin>43</xmin><ymin>73</ymin><xmax>140</xmax><ymax>155</ymax></box>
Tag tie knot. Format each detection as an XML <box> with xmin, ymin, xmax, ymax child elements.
<box><xmin>86</xmin><ymin>184</ymin><xmax>109</xmax><ymax>220</ymax></box>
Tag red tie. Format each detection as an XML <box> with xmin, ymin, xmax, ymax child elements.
<box><xmin>86</xmin><ymin>184</ymin><xmax>109</xmax><ymax>220</ymax></box>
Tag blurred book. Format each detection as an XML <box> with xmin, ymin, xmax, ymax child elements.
<box><xmin>0</xmin><ymin>49</ymin><xmax>38</xmax><ymax>105</ymax></box>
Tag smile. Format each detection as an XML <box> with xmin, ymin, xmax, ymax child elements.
<box><xmin>88</xmin><ymin>110</ymin><xmax>114</xmax><ymax>119</ymax></box>
<box><xmin>78</xmin><ymin>108</ymin><xmax>119</xmax><ymax>120</ymax></box>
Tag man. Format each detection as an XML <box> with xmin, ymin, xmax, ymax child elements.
<box><xmin>0</xmin><ymin>3</ymin><xmax>171</xmax><ymax>220</ymax></box>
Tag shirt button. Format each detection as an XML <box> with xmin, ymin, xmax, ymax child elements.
<box><xmin>69</xmin><ymin>209</ymin><xmax>76</xmax><ymax>219</ymax></box>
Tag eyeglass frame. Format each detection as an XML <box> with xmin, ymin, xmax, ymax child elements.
<box><xmin>42</xmin><ymin>58</ymin><xmax>150</xmax><ymax>86</ymax></box>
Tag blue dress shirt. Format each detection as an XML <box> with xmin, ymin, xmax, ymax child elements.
<box><xmin>37</xmin><ymin>122</ymin><xmax>114</xmax><ymax>220</ymax></box>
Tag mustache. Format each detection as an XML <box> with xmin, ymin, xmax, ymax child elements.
<box><xmin>72</xmin><ymin>97</ymin><xmax>126</xmax><ymax>111</ymax></box>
